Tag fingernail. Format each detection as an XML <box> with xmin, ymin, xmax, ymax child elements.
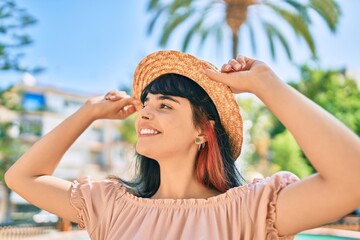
<box><xmin>235</xmin><ymin>63</ymin><xmax>241</xmax><ymax>70</ymax></box>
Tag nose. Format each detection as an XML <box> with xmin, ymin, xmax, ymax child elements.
<box><xmin>139</xmin><ymin>107</ymin><xmax>154</xmax><ymax>120</ymax></box>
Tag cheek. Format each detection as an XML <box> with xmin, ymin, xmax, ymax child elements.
<box><xmin>168</xmin><ymin>119</ymin><xmax>197</xmax><ymax>140</ymax></box>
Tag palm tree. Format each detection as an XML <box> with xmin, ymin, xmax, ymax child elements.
<box><xmin>147</xmin><ymin>0</ymin><xmax>341</xmax><ymax>60</ymax></box>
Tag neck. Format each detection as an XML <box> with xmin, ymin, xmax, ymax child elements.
<box><xmin>151</xmin><ymin>152</ymin><xmax>220</xmax><ymax>199</ymax></box>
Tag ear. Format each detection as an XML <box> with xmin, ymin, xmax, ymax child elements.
<box><xmin>195</xmin><ymin>120</ymin><xmax>215</xmax><ymax>143</ymax></box>
<box><xmin>194</xmin><ymin>127</ymin><xmax>206</xmax><ymax>144</ymax></box>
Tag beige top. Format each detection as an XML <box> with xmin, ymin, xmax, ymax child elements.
<box><xmin>70</xmin><ymin>171</ymin><xmax>298</xmax><ymax>240</ymax></box>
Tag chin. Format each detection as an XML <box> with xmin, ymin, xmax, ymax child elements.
<box><xmin>135</xmin><ymin>144</ymin><xmax>157</xmax><ymax>159</ymax></box>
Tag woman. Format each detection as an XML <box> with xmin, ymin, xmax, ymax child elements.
<box><xmin>5</xmin><ymin>50</ymin><xmax>360</xmax><ymax>239</ymax></box>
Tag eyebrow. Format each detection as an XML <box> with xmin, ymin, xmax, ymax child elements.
<box><xmin>144</xmin><ymin>95</ymin><xmax>180</xmax><ymax>104</ymax></box>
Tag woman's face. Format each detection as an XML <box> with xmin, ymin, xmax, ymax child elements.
<box><xmin>135</xmin><ymin>93</ymin><xmax>200</xmax><ymax>160</ymax></box>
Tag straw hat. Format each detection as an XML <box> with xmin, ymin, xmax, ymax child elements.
<box><xmin>132</xmin><ymin>50</ymin><xmax>242</xmax><ymax>159</ymax></box>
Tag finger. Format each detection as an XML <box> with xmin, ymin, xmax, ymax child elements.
<box><xmin>111</xmin><ymin>97</ymin><xmax>135</xmax><ymax>117</ymax></box>
<box><xmin>117</xmin><ymin>105</ymin><xmax>137</xmax><ymax>119</ymax></box>
<box><xmin>204</xmin><ymin>69</ymin><xmax>233</xmax><ymax>85</ymax></box>
<box><xmin>107</xmin><ymin>89</ymin><xmax>127</xmax><ymax>95</ymax></box>
<box><xmin>236</xmin><ymin>55</ymin><xmax>246</xmax><ymax>69</ymax></box>
<box><xmin>105</xmin><ymin>90</ymin><xmax>128</xmax><ymax>101</ymax></box>
<box><xmin>205</xmin><ymin>68</ymin><xmax>248</xmax><ymax>87</ymax></box>
<box><xmin>236</xmin><ymin>55</ymin><xmax>257</xmax><ymax>71</ymax></box>
<box><xmin>221</xmin><ymin>64</ymin><xmax>233</xmax><ymax>73</ymax></box>
<box><xmin>114</xmin><ymin>97</ymin><xmax>134</xmax><ymax>109</ymax></box>
<box><xmin>228</xmin><ymin>59</ymin><xmax>242</xmax><ymax>71</ymax></box>
<box><xmin>118</xmin><ymin>98</ymin><xmax>139</xmax><ymax>118</ymax></box>
<box><xmin>104</xmin><ymin>89</ymin><xmax>118</xmax><ymax>99</ymax></box>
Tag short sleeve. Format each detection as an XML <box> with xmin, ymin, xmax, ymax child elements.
<box><xmin>69</xmin><ymin>177</ymin><xmax>125</xmax><ymax>234</ymax></box>
<box><xmin>244</xmin><ymin>171</ymin><xmax>299</xmax><ymax>240</ymax></box>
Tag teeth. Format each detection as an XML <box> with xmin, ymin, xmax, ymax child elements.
<box><xmin>140</xmin><ymin>128</ymin><xmax>159</xmax><ymax>135</ymax></box>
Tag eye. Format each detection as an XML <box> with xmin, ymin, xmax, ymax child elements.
<box><xmin>160</xmin><ymin>103</ymin><xmax>171</xmax><ymax>109</ymax></box>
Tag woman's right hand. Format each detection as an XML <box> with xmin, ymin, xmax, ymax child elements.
<box><xmin>84</xmin><ymin>90</ymin><xmax>141</xmax><ymax>121</ymax></box>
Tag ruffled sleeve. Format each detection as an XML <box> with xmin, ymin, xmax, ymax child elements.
<box><xmin>243</xmin><ymin>171</ymin><xmax>299</xmax><ymax>239</ymax></box>
<box><xmin>69</xmin><ymin>177</ymin><xmax>126</xmax><ymax>235</ymax></box>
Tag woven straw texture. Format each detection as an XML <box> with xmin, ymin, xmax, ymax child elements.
<box><xmin>132</xmin><ymin>50</ymin><xmax>242</xmax><ymax>159</ymax></box>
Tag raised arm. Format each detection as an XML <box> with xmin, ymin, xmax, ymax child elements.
<box><xmin>205</xmin><ymin>57</ymin><xmax>360</xmax><ymax>236</ymax></box>
<box><xmin>5</xmin><ymin>91</ymin><xmax>137</xmax><ymax>223</ymax></box>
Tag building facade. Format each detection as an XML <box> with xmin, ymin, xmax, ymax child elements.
<box><xmin>5</xmin><ymin>82</ymin><xmax>136</xmax><ymax>182</ymax></box>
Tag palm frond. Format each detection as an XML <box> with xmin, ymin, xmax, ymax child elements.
<box><xmin>147</xmin><ymin>0</ymin><xmax>160</xmax><ymax>10</ymax></box>
<box><xmin>215</xmin><ymin>24</ymin><xmax>224</xmax><ymax>49</ymax></box>
<box><xmin>160</xmin><ymin>10</ymin><xmax>194</xmax><ymax>46</ymax></box>
<box><xmin>284</xmin><ymin>0</ymin><xmax>311</xmax><ymax>23</ymax></box>
<box><xmin>267</xmin><ymin>3</ymin><xmax>316</xmax><ymax>58</ymax></box>
<box><xmin>309</xmin><ymin>0</ymin><xmax>341</xmax><ymax>32</ymax></box>
<box><xmin>263</xmin><ymin>22</ymin><xmax>276</xmax><ymax>60</ymax></box>
<box><xmin>244</xmin><ymin>20</ymin><xmax>257</xmax><ymax>55</ymax></box>
<box><xmin>182</xmin><ymin>18</ymin><xmax>204</xmax><ymax>52</ymax></box>
<box><xmin>198</xmin><ymin>27</ymin><xmax>212</xmax><ymax>51</ymax></box>
<box><xmin>169</xmin><ymin>0</ymin><xmax>192</xmax><ymax>14</ymax></box>
<box><xmin>198</xmin><ymin>21</ymin><xmax>224</xmax><ymax>53</ymax></box>
<box><xmin>147</xmin><ymin>6</ymin><xmax>165</xmax><ymax>35</ymax></box>
<box><xmin>262</xmin><ymin>20</ymin><xmax>292</xmax><ymax>60</ymax></box>
<box><xmin>146</xmin><ymin>0</ymin><xmax>340</xmax><ymax>62</ymax></box>
<box><xmin>192</xmin><ymin>4</ymin><xmax>215</xmax><ymax>51</ymax></box>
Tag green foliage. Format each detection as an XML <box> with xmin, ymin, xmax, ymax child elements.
<box><xmin>270</xmin><ymin>130</ymin><xmax>313</xmax><ymax>178</ymax></box>
<box><xmin>119</xmin><ymin>113</ymin><xmax>137</xmax><ymax>145</ymax></box>
<box><xmin>270</xmin><ymin>65</ymin><xmax>360</xmax><ymax>174</ymax></box>
<box><xmin>0</xmin><ymin>85</ymin><xmax>23</xmax><ymax>111</ymax></box>
<box><xmin>309</xmin><ymin>0</ymin><xmax>341</xmax><ymax>32</ymax></box>
<box><xmin>266</xmin><ymin>2</ymin><xmax>316</xmax><ymax>59</ymax></box>
<box><xmin>0</xmin><ymin>86</ymin><xmax>25</xmax><ymax>184</ymax></box>
<box><xmin>0</xmin><ymin>122</ymin><xmax>24</xmax><ymax>183</ymax></box>
<box><xmin>146</xmin><ymin>0</ymin><xmax>341</xmax><ymax>60</ymax></box>
<box><xmin>241</xmin><ymin>65</ymin><xmax>359</xmax><ymax>178</ymax></box>
<box><xmin>0</xmin><ymin>0</ymin><xmax>43</xmax><ymax>73</ymax></box>
<box><xmin>240</xmin><ymin>97</ymin><xmax>273</xmax><ymax>167</ymax></box>
<box><xmin>293</xmin><ymin>65</ymin><xmax>360</xmax><ymax>135</ymax></box>
<box><xmin>239</xmin><ymin>96</ymin><xmax>312</xmax><ymax>178</ymax></box>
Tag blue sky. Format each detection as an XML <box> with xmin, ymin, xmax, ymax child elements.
<box><xmin>1</xmin><ymin>0</ymin><xmax>360</xmax><ymax>95</ymax></box>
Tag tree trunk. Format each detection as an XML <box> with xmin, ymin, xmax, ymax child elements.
<box><xmin>232</xmin><ymin>31</ymin><xmax>239</xmax><ymax>59</ymax></box>
<box><xmin>226</xmin><ymin>0</ymin><xmax>252</xmax><ymax>59</ymax></box>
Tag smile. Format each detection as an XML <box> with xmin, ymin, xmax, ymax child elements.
<box><xmin>139</xmin><ymin>128</ymin><xmax>161</xmax><ymax>136</ymax></box>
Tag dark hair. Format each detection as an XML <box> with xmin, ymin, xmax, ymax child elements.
<box><xmin>119</xmin><ymin>74</ymin><xmax>243</xmax><ymax>197</ymax></box>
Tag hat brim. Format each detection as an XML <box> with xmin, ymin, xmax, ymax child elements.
<box><xmin>132</xmin><ymin>50</ymin><xmax>242</xmax><ymax>159</ymax></box>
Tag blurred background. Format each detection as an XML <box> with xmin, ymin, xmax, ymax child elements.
<box><xmin>0</xmin><ymin>0</ymin><xmax>359</xmax><ymax>239</ymax></box>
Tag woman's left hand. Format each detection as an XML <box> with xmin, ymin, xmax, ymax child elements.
<box><xmin>205</xmin><ymin>55</ymin><xmax>278</xmax><ymax>96</ymax></box>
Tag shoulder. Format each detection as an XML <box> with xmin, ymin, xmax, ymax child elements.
<box><xmin>240</xmin><ymin>171</ymin><xmax>299</xmax><ymax>204</ymax></box>
<box><xmin>241</xmin><ymin>172</ymin><xmax>299</xmax><ymax>239</ymax></box>
<box><xmin>70</xmin><ymin>177</ymin><xmax>128</xmax><ymax>230</ymax></box>
<box><xmin>250</xmin><ymin>171</ymin><xmax>299</xmax><ymax>188</ymax></box>
<box><xmin>71</xmin><ymin>177</ymin><xmax>127</xmax><ymax>205</ymax></box>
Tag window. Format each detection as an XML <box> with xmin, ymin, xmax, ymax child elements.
<box><xmin>22</xmin><ymin>92</ymin><xmax>46</xmax><ymax>112</ymax></box>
